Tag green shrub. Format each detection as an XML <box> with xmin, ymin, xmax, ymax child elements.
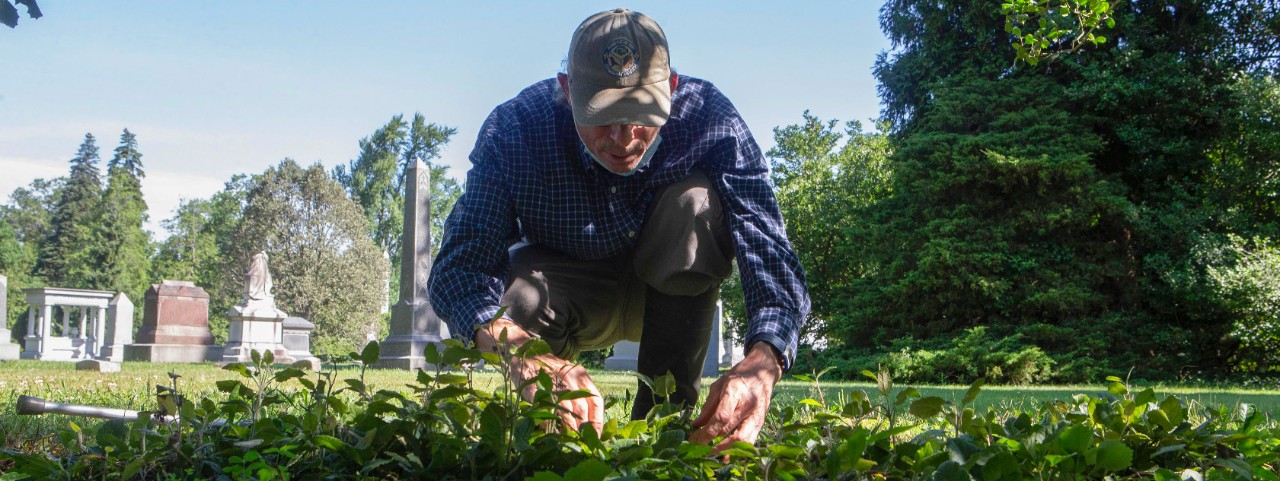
<box><xmin>794</xmin><ymin>327</ymin><xmax>1054</xmax><ymax>384</ymax></box>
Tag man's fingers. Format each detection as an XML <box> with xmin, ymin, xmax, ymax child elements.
<box><xmin>689</xmin><ymin>385</ymin><xmax>740</xmax><ymax>444</ymax></box>
<box><xmin>691</xmin><ymin>378</ymin><xmax>726</xmax><ymax>429</ymax></box>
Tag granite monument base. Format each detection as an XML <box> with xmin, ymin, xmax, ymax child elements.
<box><xmin>377</xmin><ymin>334</ymin><xmax>443</xmax><ymax>370</ymax></box>
<box><xmin>221</xmin><ymin>309</ymin><xmax>289</xmax><ymax>364</ymax></box>
<box><xmin>125</xmin><ymin>343</ymin><xmax>223</xmax><ymax>363</ymax></box>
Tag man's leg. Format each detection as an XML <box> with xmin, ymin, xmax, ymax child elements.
<box><xmin>501</xmin><ymin>243</ymin><xmax>644</xmax><ymax>361</ymax></box>
<box><xmin>630</xmin><ymin>170</ymin><xmax>734</xmax><ymax>419</ymax></box>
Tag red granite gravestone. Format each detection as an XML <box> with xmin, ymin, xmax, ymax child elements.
<box><xmin>136</xmin><ymin>280</ymin><xmax>213</xmax><ymax>344</ymax></box>
<box><xmin>124</xmin><ymin>280</ymin><xmax>221</xmax><ymax>362</ymax></box>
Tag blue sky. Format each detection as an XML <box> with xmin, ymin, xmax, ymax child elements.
<box><xmin>1</xmin><ymin>1</ymin><xmax>891</xmax><ymax>235</ymax></box>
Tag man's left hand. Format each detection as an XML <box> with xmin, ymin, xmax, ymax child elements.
<box><xmin>689</xmin><ymin>341</ymin><xmax>783</xmax><ymax>452</ymax></box>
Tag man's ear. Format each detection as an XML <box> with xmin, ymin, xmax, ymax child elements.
<box><xmin>670</xmin><ymin>72</ymin><xmax>679</xmax><ymax>92</ymax></box>
<box><xmin>557</xmin><ymin>73</ymin><xmax>571</xmax><ymax>106</ymax></box>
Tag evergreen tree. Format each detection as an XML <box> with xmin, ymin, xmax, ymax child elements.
<box><xmin>2</xmin><ymin>178</ymin><xmax>62</xmax><ymax>339</ymax></box>
<box><xmin>855</xmin><ymin>0</ymin><xmax>1279</xmax><ymax>380</ymax></box>
<box><xmin>334</xmin><ymin>113</ymin><xmax>458</xmax><ymax>306</ymax></box>
<box><xmin>82</xmin><ymin>129</ymin><xmax>152</xmax><ymax>313</ymax></box>
<box><xmin>37</xmin><ymin>134</ymin><xmax>102</xmax><ymax>286</ymax></box>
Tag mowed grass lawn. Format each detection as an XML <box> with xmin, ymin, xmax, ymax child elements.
<box><xmin>3</xmin><ymin>359</ymin><xmax>1278</xmax><ymax>451</ymax></box>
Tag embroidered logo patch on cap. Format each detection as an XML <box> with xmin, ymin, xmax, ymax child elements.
<box><xmin>603</xmin><ymin>38</ymin><xmax>639</xmax><ymax>77</ymax></box>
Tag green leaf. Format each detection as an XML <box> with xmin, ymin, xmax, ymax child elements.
<box><xmin>1107</xmin><ymin>380</ymin><xmax>1128</xmax><ymax>397</ymax></box>
<box><xmin>565</xmin><ymin>457</ymin><xmax>614</xmax><ymax>480</ymax></box>
<box><xmin>273</xmin><ymin>367</ymin><xmax>306</xmax><ymax>383</ymax></box>
<box><xmin>931</xmin><ymin>460</ymin><xmax>972</xmax><ymax>481</ymax></box>
<box><xmin>896</xmin><ymin>387</ymin><xmax>921</xmax><ymax>404</ymax></box>
<box><xmin>1058</xmin><ymin>425</ymin><xmax>1093</xmax><ymax>453</ymax></box>
<box><xmin>313</xmin><ymin>435</ymin><xmax>345</xmax><ymax>451</ymax></box>
<box><xmin>222</xmin><ymin>362</ymin><xmax>252</xmax><ymax>378</ymax></box>
<box><xmin>768</xmin><ymin>444</ymin><xmax>806</xmax><ymax>458</ymax></box>
<box><xmin>423</xmin><ymin>343</ymin><xmax>441</xmax><ymax>365</ymax></box>
<box><xmin>1215</xmin><ymin>458</ymin><xmax>1254</xmax><ymax>480</ymax></box>
<box><xmin>531</xmin><ymin>472</ymin><xmax>563</xmax><ymax>481</ymax></box>
<box><xmin>909</xmin><ymin>397</ymin><xmax>947</xmax><ymax>419</ymax></box>
<box><xmin>556</xmin><ymin>389</ymin><xmax>597</xmax><ymax>401</ymax></box>
<box><xmin>515</xmin><ymin>338</ymin><xmax>552</xmax><ymax>359</ymax></box>
<box><xmin>799</xmin><ymin>398</ymin><xmax>824</xmax><ymax>408</ymax></box>
<box><xmin>360</xmin><ymin>341</ymin><xmax>380</xmax><ymax>366</ymax></box>
<box><xmin>1160</xmin><ymin>395</ymin><xmax>1185</xmax><ymax>425</ymax></box>
<box><xmin>216</xmin><ymin>380</ymin><xmax>246</xmax><ymax>393</ymax></box>
<box><xmin>962</xmin><ymin>379</ymin><xmax>985</xmax><ymax>406</ymax></box>
<box><xmin>1095</xmin><ymin>440</ymin><xmax>1133</xmax><ymax>471</ymax></box>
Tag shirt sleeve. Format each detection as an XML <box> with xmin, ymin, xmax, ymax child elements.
<box><xmin>699</xmin><ymin>92</ymin><xmax>811</xmax><ymax>371</ymax></box>
<box><xmin>429</xmin><ymin>107</ymin><xmax>521</xmax><ymax>341</ymax></box>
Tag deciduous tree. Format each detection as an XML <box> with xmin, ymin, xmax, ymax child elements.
<box><xmin>229</xmin><ymin>159</ymin><xmax>389</xmax><ymax>356</ymax></box>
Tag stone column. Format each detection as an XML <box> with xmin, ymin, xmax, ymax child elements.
<box><xmin>379</xmin><ymin>159</ymin><xmax>447</xmax><ymax>369</ymax></box>
<box><xmin>20</xmin><ymin>306</ymin><xmax>37</xmax><ymax>359</ymax></box>
<box><xmin>95</xmin><ymin>307</ymin><xmax>107</xmax><ymax>357</ymax></box>
<box><xmin>61</xmin><ymin>307</ymin><xmax>70</xmax><ymax>338</ymax></box>
<box><xmin>39</xmin><ymin>304</ymin><xmax>52</xmax><ymax>357</ymax></box>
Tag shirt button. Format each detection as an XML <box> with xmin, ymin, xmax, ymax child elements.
<box><xmin>611</xmin><ymin>186</ymin><xmax>617</xmax><ymax>193</ymax></box>
<box><xmin>628</xmin><ymin>231</ymin><xmax>636</xmax><ymax>238</ymax></box>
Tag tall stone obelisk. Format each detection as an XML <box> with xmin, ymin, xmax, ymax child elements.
<box><xmin>379</xmin><ymin>159</ymin><xmax>448</xmax><ymax>369</ymax></box>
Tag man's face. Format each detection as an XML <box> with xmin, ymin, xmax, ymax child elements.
<box><xmin>575</xmin><ymin>123</ymin><xmax>660</xmax><ymax>174</ymax></box>
<box><xmin>558</xmin><ymin>72</ymin><xmax>676</xmax><ymax>175</ymax></box>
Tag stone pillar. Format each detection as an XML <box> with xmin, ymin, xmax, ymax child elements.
<box><xmin>94</xmin><ymin>307</ymin><xmax>107</xmax><ymax>358</ymax></box>
<box><xmin>126</xmin><ymin>280</ymin><xmax>221</xmax><ymax>362</ymax></box>
<box><xmin>379</xmin><ymin>159</ymin><xmax>447</xmax><ymax>369</ymax></box>
<box><xmin>0</xmin><ymin>274</ymin><xmax>17</xmax><ymax>360</ymax></box>
<box><xmin>21</xmin><ymin>306</ymin><xmax>37</xmax><ymax>358</ymax></box>
<box><xmin>100</xmin><ymin>293</ymin><xmax>134</xmax><ymax>362</ymax></box>
<box><xmin>38</xmin><ymin>304</ymin><xmax>52</xmax><ymax>357</ymax></box>
<box><xmin>61</xmin><ymin>307</ymin><xmax>70</xmax><ymax>338</ymax></box>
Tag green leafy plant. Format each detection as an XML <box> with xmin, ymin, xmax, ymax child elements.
<box><xmin>3</xmin><ymin>340</ymin><xmax>1278</xmax><ymax>480</ymax></box>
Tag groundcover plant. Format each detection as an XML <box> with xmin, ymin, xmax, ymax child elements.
<box><xmin>2</xmin><ymin>339</ymin><xmax>1278</xmax><ymax>480</ymax></box>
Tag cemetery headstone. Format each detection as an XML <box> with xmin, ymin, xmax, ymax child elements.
<box><xmin>76</xmin><ymin>359</ymin><xmax>121</xmax><ymax>373</ymax></box>
<box><xmin>101</xmin><ymin>293</ymin><xmax>134</xmax><ymax>362</ymax></box>
<box><xmin>125</xmin><ymin>280</ymin><xmax>221</xmax><ymax>362</ymax></box>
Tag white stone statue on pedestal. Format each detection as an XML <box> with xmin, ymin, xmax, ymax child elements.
<box><xmin>222</xmin><ymin>251</ymin><xmax>290</xmax><ymax>363</ymax></box>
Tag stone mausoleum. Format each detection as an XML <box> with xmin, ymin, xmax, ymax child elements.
<box><xmin>20</xmin><ymin>287</ymin><xmax>133</xmax><ymax>362</ymax></box>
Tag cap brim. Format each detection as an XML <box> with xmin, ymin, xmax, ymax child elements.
<box><xmin>571</xmin><ymin>79</ymin><xmax>671</xmax><ymax>127</ymax></box>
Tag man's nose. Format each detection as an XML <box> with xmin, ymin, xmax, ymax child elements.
<box><xmin>609</xmin><ymin>125</ymin><xmax>637</xmax><ymax>144</ymax></box>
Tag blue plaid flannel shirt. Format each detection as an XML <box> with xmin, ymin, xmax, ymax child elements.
<box><xmin>428</xmin><ymin>76</ymin><xmax>810</xmax><ymax>368</ymax></box>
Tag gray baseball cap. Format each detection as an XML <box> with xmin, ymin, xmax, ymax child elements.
<box><xmin>567</xmin><ymin>8</ymin><xmax>672</xmax><ymax>127</ymax></box>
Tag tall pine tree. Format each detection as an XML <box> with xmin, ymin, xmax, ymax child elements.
<box><xmin>37</xmin><ymin>134</ymin><xmax>101</xmax><ymax>286</ymax></box>
<box><xmin>82</xmin><ymin>129</ymin><xmax>152</xmax><ymax>312</ymax></box>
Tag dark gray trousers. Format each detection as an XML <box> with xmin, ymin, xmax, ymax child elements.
<box><xmin>501</xmin><ymin>171</ymin><xmax>734</xmax><ymax>419</ymax></box>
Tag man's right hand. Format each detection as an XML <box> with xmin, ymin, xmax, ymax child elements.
<box><xmin>475</xmin><ymin>318</ymin><xmax>604</xmax><ymax>434</ymax></box>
